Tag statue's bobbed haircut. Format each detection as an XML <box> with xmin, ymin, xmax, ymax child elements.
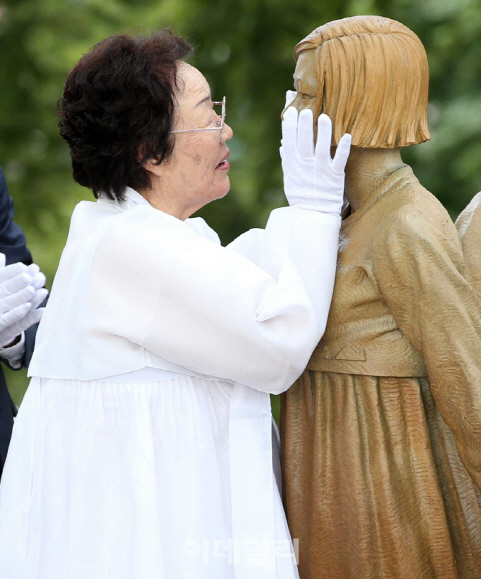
<box><xmin>295</xmin><ymin>15</ymin><xmax>430</xmax><ymax>148</ymax></box>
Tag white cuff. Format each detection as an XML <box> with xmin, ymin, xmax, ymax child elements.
<box><xmin>0</xmin><ymin>331</ymin><xmax>25</xmax><ymax>369</ymax></box>
<box><xmin>295</xmin><ymin>202</ymin><xmax>343</xmax><ymax>218</ymax></box>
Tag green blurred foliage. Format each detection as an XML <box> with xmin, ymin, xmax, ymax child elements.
<box><xmin>0</xmin><ymin>0</ymin><xmax>480</xmax><ymax>407</ymax></box>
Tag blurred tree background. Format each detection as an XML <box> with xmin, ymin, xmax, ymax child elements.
<box><xmin>0</xmin><ymin>0</ymin><xmax>479</xmax><ymax>410</ymax></box>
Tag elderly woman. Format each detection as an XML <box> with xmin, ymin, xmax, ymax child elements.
<box><xmin>0</xmin><ymin>32</ymin><xmax>350</xmax><ymax>579</ymax></box>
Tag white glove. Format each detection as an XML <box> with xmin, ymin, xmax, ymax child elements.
<box><xmin>280</xmin><ymin>107</ymin><xmax>352</xmax><ymax>214</ymax></box>
<box><xmin>284</xmin><ymin>90</ymin><xmax>296</xmax><ymax>109</ymax></box>
<box><xmin>0</xmin><ymin>253</ymin><xmax>48</xmax><ymax>349</ymax></box>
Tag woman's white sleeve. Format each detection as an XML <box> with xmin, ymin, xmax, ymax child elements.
<box><xmin>91</xmin><ymin>206</ymin><xmax>340</xmax><ymax>394</ymax></box>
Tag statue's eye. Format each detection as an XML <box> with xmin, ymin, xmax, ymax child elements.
<box><xmin>301</xmin><ymin>94</ymin><xmax>314</xmax><ymax>101</ymax></box>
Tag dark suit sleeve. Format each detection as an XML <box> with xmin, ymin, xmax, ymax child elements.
<box><xmin>0</xmin><ymin>166</ymin><xmax>39</xmax><ymax>370</ymax></box>
<box><xmin>0</xmin><ymin>168</ymin><xmax>32</xmax><ymax>266</ymax></box>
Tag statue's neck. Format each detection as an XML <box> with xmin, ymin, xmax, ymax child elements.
<box><xmin>344</xmin><ymin>147</ymin><xmax>405</xmax><ymax>213</ymax></box>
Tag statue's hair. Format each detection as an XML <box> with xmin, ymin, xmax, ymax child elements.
<box><xmin>295</xmin><ymin>15</ymin><xmax>430</xmax><ymax>148</ymax></box>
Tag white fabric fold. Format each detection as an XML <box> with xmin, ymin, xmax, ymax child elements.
<box><xmin>0</xmin><ymin>330</ymin><xmax>25</xmax><ymax>368</ymax></box>
<box><xmin>229</xmin><ymin>385</ymin><xmax>276</xmax><ymax>578</ymax></box>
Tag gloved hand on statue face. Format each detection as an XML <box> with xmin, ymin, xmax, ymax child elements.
<box><xmin>0</xmin><ymin>253</ymin><xmax>48</xmax><ymax>350</ymax></box>
<box><xmin>280</xmin><ymin>103</ymin><xmax>351</xmax><ymax>215</ymax></box>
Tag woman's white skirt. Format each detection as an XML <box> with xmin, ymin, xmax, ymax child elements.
<box><xmin>0</xmin><ymin>376</ymin><xmax>298</xmax><ymax>579</ymax></box>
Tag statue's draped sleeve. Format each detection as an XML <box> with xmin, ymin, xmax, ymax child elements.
<box><xmin>372</xmin><ymin>209</ymin><xmax>481</xmax><ymax>490</ymax></box>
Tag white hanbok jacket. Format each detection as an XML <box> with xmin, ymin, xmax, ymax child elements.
<box><xmin>2</xmin><ymin>188</ymin><xmax>340</xmax><ymax>579</ymax></box>
<box><xmin>30</xmin><ymin>188</ymin><xmax>339</xmax><ymax>389</ymax></box>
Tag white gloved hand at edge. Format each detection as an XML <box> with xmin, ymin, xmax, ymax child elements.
<box><xmin>280</xmin><ymin>107</ymin><xmax>352</xmax><ymax>215</ymax></box>
<box><xmin>0</xmin><ymin>253</ymin><xmax>48</xmax><ymax>349</ymax></box>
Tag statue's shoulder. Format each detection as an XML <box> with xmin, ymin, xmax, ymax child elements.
<box><xmin>370</xmin><ymin>172</ymin><xmax>460</xmax><ymax>259</ymax></box>
<box><xmin>382</xmin><ymin>171</ymin><xmax>453</xmax><ymax>232</ymax></box>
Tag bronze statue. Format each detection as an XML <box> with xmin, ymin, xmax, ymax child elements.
<box><xmin>281</xmin><ymin>16</ymin><xmax>481</xmax><ymax>579</ymax></box>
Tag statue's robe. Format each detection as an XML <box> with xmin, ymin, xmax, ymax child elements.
<box><xmin>282</xmin><ymin>165</ymin><xmax>481</xmax><ymax>579</ymax></box>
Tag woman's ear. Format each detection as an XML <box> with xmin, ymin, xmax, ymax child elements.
<box><xmin>142</xmin><ymin>157</ymin><xmax>169</xmax><ymax>178</ymax></box>
<box><xmin>142</xmin><ymin>158</ymin><xmax>157</xmax><ymax>172</ymax></box>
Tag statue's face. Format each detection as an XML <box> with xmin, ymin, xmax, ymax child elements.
<box><xmin>289</xmin><ymin>50</ymin><xmax>317</xmax><ymax>115</ymax></box>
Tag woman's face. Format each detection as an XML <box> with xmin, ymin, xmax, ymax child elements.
<box><xmin>152</xmin><ymin>62</ymin><xmax>233</xmax><ymax>219</ymax></box>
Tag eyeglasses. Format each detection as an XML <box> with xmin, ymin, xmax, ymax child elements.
<box><xmin>170</xmin><ymin>97</ymin><xmax>226</xmax><ymax>143</ymax></box>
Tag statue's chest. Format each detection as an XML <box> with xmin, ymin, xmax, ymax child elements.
<box><xmin>328</xmin><ymin>226</ymin><xmax>386</xmax><ymax>325</ymax></box>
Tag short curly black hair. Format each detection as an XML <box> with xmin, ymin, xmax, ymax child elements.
<box><xmin>59</xmin><ymin>31</ymin><xmax>193</xmax><ymax>201</ymax></box>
